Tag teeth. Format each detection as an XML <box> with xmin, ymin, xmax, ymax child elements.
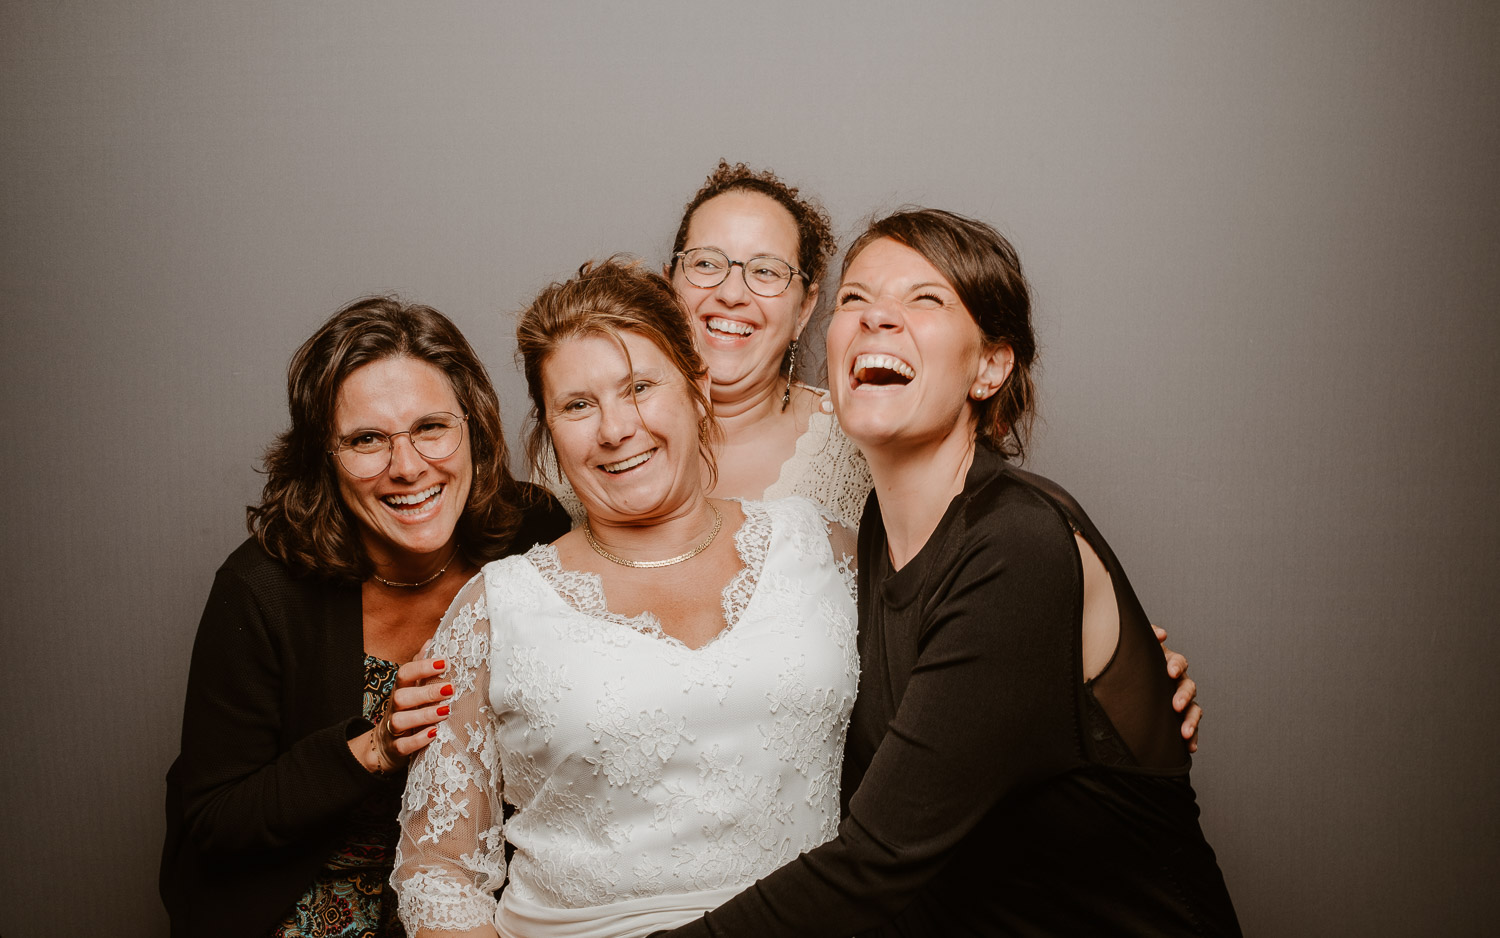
<box><xmin>706</xmin><ymin>317</ymin><xmax>754</xmax><ymax>336</ymax></box>
<box><xmin>853</xmin><ymin>354</ymin><xmax>916</xmax><ymax>379</ymax></box>
<box><xmin>602</xmin><ymin>449</ymin><xmax>654</xmax><ymax>473</ymax></box>
<box><xmin>383</xmin><ymin>484</ymin><xmax>442</xmax><ymax>506</ymax></box>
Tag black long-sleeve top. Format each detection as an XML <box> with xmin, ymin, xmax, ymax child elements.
<box><xmin>159</xmin><ymin>490</ymin><xmax>569</xmax><ymax>938</ymax></box>
<box><xmin>665</xmin><ymin>445</ymin><xmax>1239</xmax><ymax>936</ymax></box>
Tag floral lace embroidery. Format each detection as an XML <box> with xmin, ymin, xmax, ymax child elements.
<box><xmin>502</xmin><ymin>749</ymin><xmax>546</xmax><ymax>808</ymax></box>
<box><xmin>500</xmin><ymin>645</ymin><xmax>572</xmax><ymax>744</ymax></box>
<box><xmin>394</xmin><ymin>869</ymin><xmax>498</xmax><ymax>932</ymax></box>
<box><xmin>761</xmin><ymin>655</ymin><xmax>853</xmax><ymax>811</ymax></box>
<box><xmin>586</xmin><ymin>680</ymin><xmax>696</xmax><ymax>793</ymax></box>
<box><xmin>428</xmin><ymin>594</ymin><xmax>490</xmax><ymax>698</ymax></box>
<box><xmin>394</xmin><ymin>577</ymin><xmax>507</xmax><ymax>933</ymax></box>
<box><xmin>765</xmin><ymin>397</ymin><xmax>874</xmax><ymax>531</ymax></box>
<box><xmin>528</xmin><ymin>500</ymin><xmax>774</xmax><ymax>649</ymax></box>
<box><xmin>667</xmin><ymin>745</ymin><xmax>795</xmax><ymax>890</ymax></box>
<box><xmin>394</xmin><ymin>499</ymin><xmax>858</xmax><ymax>931</ymax></box>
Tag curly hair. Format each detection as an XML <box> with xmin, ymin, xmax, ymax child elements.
<box><xmin>842</xmin><ymin>208</ymin><xmax>1038</xmax><ymax>462</ymax></box>
<box><xmin>247</xmin><ymin>296</ymin><xmax>530</xmax><ymax>582</ymax></box>
<box><xmin>669</xmin><ymin>159</ymin><xmax>836</xmax><ymax>290</ymax></box>
<box><xmin>516</xmin><ymin>257</ymin><xmax>722</xmax><ymax>491</ymax></box>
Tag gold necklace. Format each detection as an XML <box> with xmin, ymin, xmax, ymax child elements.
<box><xmin>371</xmin><ymin>544</ymin><xmax>461</xmax><ymax>588</ymax></box>
<box><xmin>582</xmin><ymin>503</ymin><xmax>723</xmax><ymax>569</ymax></box>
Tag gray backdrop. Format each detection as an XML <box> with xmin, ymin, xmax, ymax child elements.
<box><xmin>3</xmin><ymin>2</ymin><xmax>1496</xmax><ymax>935</ymax></box>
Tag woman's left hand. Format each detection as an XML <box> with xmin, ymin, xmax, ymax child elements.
<box><xmin>368</xmin><ymin>657</ymin><xmax>454</xmax><ymax>774</ymax></box>
<box><xmin>1154</xmin><ymin>626</ymin><xmax>1202</xmax><ymax>753</ymax></box>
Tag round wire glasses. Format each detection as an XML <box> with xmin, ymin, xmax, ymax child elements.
<box><xmin>329</xmin><ymin>412</ymin><xmax>467</xmax><ymax>479</ymax></box>
<box><xmin>673</xmin><ymin>248</ymin><xmax>806</xmax><ymax>297</ymax></box>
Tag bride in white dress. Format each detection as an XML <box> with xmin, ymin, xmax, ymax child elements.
<box><xmin>391</xmin><ymin>258</ymin><xmax>859</xmax><ymax>938</ymax></box>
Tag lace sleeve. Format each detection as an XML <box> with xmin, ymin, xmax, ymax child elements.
<box><xmin>393</xmin><ymin>573</ymin><xmax>506</xmax><ymax>934</ymax></box>
<box><xmin>779</xmin><ymin>405</ymin><xmax>874</xmax><ymax>532</ymax></box>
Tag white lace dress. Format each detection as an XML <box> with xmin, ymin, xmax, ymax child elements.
<box><xmin>533</xmin><ymin>386</ymin><xmax>873</xmax><ymax>531</ymax></box>
<box><xmin>392</xmin><ymin>498</ymin><xmax>859</xmax><ymax>938</ymax></box>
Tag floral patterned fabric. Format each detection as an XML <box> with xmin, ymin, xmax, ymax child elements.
<box><xmin>274</xmin><ymin>656</ymin><xmax>403</xmax><ymax>938</ymax></box>
<box><xmin>392</xmin><ymin>498</ymin><xmax>858</xmax><ymax>937</ymax></box>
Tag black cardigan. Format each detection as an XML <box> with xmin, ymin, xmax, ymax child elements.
<box><xmin>160</xmin><ymin>490</ymin><xmax>568</xmax><ymax>938</ymax></box>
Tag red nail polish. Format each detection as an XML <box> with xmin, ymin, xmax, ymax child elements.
<box><xmin>437</xmin><ymin>705</ymin><xmax>450</xmax><ymax>716</ymax></box>
<box><xmin>440</xmin><ymin>684</ymin><xmax>454</xmax><ymax>696</ymax></box>
<box><xmin>432</xmin><ymin>659</ymin><xmax>446</xmax><ymax>670</ymax></box>
<box><xmin>427</xmin><ymin>727</ymin><xmax>437</xmax><ymax>738</ymax></box>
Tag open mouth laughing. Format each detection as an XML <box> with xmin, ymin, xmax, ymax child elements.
<box><xmin>851</xmin><ymin>353</ymin><xmax>916</xmax><ymax>389</ymax></box>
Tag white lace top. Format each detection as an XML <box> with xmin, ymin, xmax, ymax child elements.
<box><xmin>762</xmin><ymin>392</ymin><xmax>872</xmax><ymax>531</ymax></box>
<box><xmin>534</xmin><ymin>387</ymin><xmax>874</xmax><ymax>532</ymax></box>
<box><xmin>392</xmin><ymin>498</ymin><xmax>859</xmax><ymax>938</ymax></box>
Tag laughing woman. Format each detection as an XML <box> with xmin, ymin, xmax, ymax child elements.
<box><xmin>657</xmin><ymin>210</ymin><xmax>1241</xmax><ymax>936</ymax></box>
<box><xmin>161</xmin><ymin>299</ymin><xmax>568</xmax><ymax>938</ymax></box>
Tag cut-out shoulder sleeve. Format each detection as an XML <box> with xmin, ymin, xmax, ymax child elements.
<box><xmin>393</xmin><ymin>572</ymin><xmax>506</xmax><ymax>933</ymax></box>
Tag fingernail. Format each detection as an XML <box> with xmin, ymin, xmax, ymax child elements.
<box><xmin>432</xmin><ymin>659</ymin><xmax>446</xmax><ymax>670</ymax></box>
<box><xmin>427</xmin><ymin>727</ymin><xmax>437</xmax><ymax>738</ymax></box>
<box><xmin>437</xmin><ymin>705</ymin><xmax>450</xmax><ymax>716</ymax></box>
<box><xmin>440</xmin><ymin>684</ymin><xmax>454</xmax><ymax>697</ymax></box>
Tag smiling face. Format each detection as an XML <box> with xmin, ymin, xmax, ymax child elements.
<box><xmin>670</xmin><ymin>190</ymin><xmax>818</xmax><ymax>400</ymax></box>
<box><xmin>543</xmin><ymin>330</ymin><xmax>707</xmax><ymax>525</ymax></box>
<box><xmin>828</xmin><ymin>238</ymin><xmax>1013</xmax><ymax>454</ymax></box>
<box><xmin>332</xmin><ymin>356</ymin><xmax>472</xmax><ymax>570</ymax></box>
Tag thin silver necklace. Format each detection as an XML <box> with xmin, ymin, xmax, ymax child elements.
<box><xmin>583</xmin><ymin>503</ymin><xmax>723</xmax><ymax>569</ymax></box>
<box><xmin>371</xmin><ymin>544</ymin><xmax>461</xmax><ymax>588</ymax></box>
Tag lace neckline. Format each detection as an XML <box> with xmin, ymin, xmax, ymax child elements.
<box><xmin>524</xmin><ymin>500</ymin><xmax>773</xmax><ymax>652</ymax></box>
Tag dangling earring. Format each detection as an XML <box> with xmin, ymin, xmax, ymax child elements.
<box><xmin>780</xmin><ymin>339</ymin><xmax>799</xmax><ymax>412</ymax></box>
<box><xmin>699</xmin><ymin>415</ymin><xmax>710</xmax><ymax>444</ymax></box>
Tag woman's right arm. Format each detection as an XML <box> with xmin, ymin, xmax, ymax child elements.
<box><xmin>175</xmin><ymin>564</ymin><xmax>392</xmax><ymax>856</ymax></box>
<box><xmin>393</xmin><ymin>572</ymin><xmax>506</xmax><ymax>938</ymax></box>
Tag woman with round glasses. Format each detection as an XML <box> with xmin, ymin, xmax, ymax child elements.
<box><xmin>161</xmin><ymin>297</ymin><xmax>569</xmax><ymax>938</ymax></box>
<box><xmin>537</xmin><ymin>160</ymin><xmax>872</xmax><ymax>530</ymax></box>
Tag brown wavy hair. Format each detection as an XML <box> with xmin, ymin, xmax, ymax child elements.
<box><xmin>516</xmin><ymin>257</ymin><xmax>721</xmax><ymax>490</ymax></box>
<box><xmin>842</xmin><ymin>208</ymin><xmax>1038</xmax><ymax>461</ymax></box>
<box><xmin>248</xmin><ymin>296</ymin><xmax>529</xmax><ymax>581</ymax></box>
